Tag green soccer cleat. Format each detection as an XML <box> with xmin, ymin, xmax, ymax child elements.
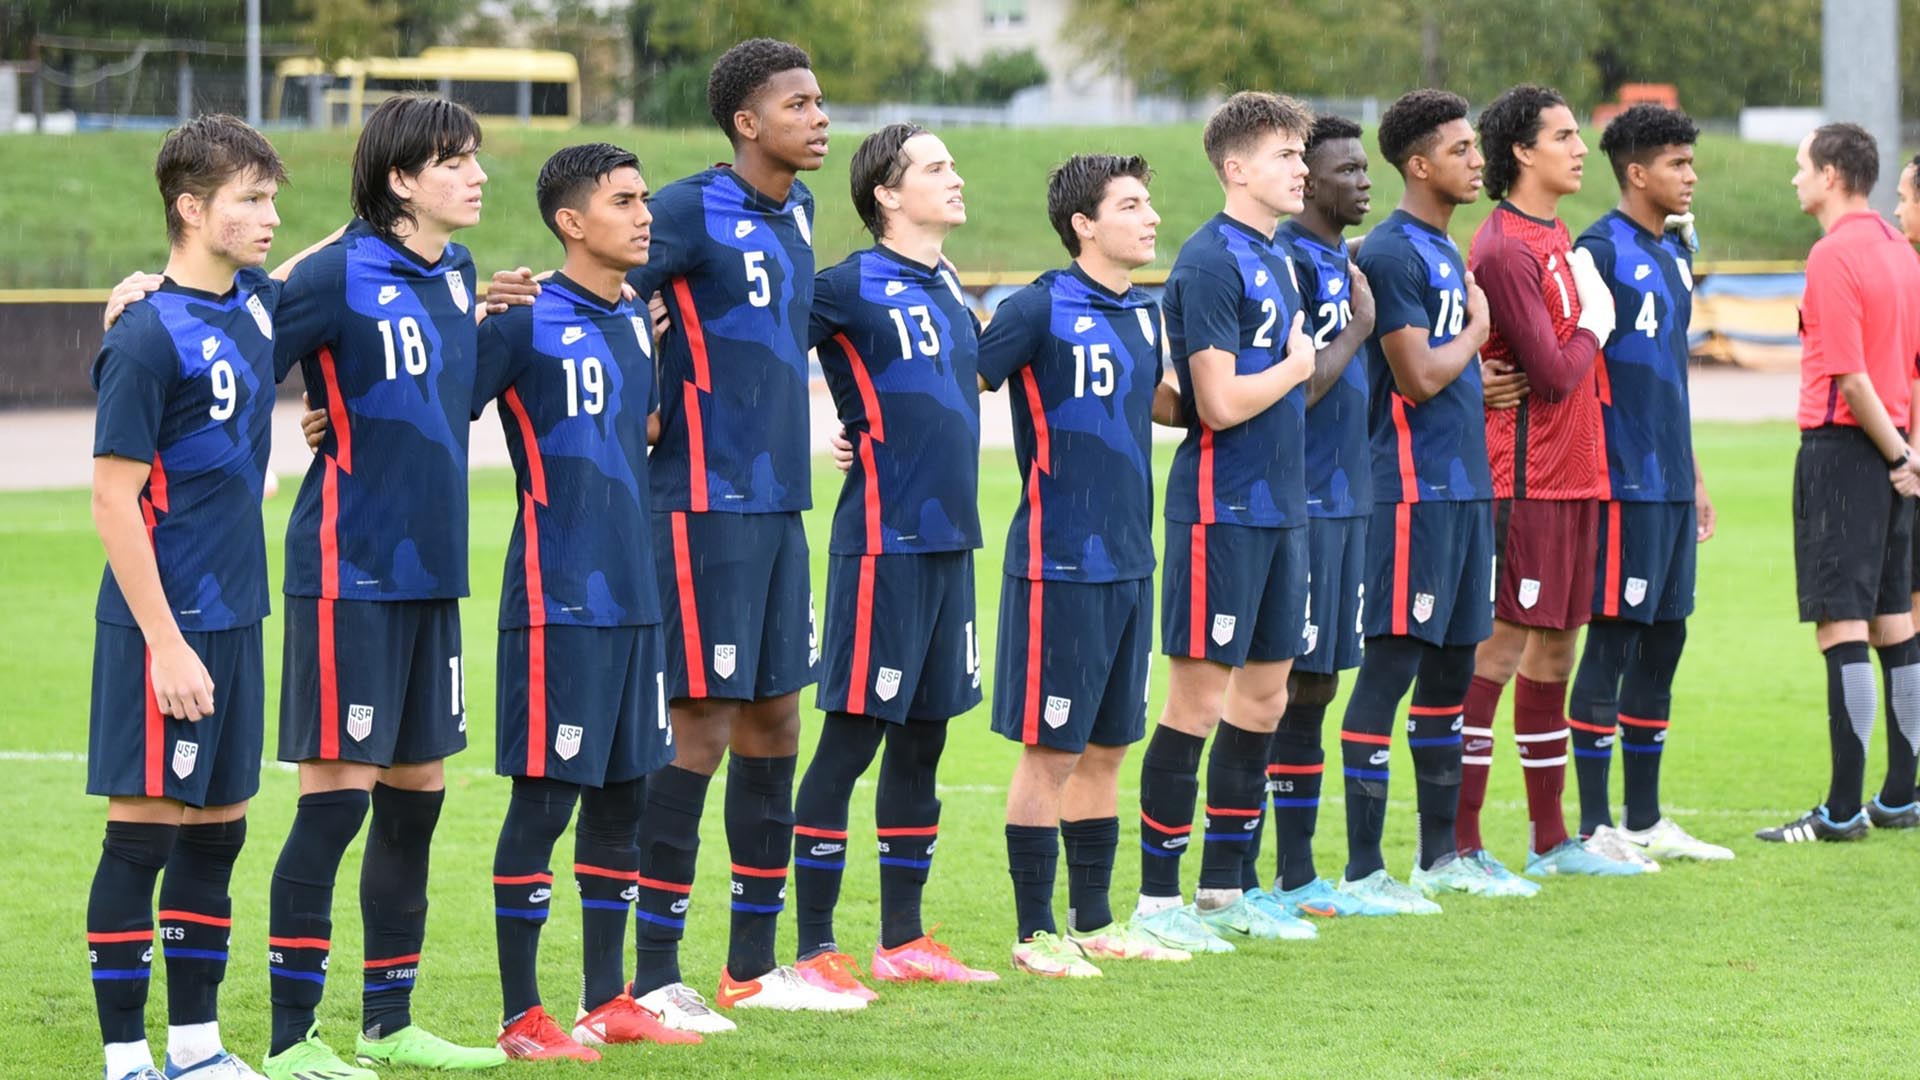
<box><xmin>1244</xmin><ymin>887</ymin><xmax>1324</xmax><ymax>936</ymax></box>
<box><xmin>262</xmin><ymin>1027</ymin><xmax>376</xmax><ymax>1080</ymax></box>
<box><xmin>1066</xmin><ymin>921</ymin><xmax>1191</xmax><ymax>962</ymax></box>
<box><xmin>1462</xmin><ymin>849</ymin><xmax>1542</xmax><ymax>896</ymax></box>
<box><xmin>1411</xmin><ymin>852</ymin><xmax>1537</xmax><ymax>899</ymax></box>
<box><xmin>1275</xmin><ymin>877</ymin><xmax>1399</xmax><ymax>917</ymax></box>
<box><xmin>1010</xmin><ymin>931</ymin><xmax>1102</xmax><ymax>978</ymax></box>
<box><xmin>1335</xmin><ymin>869</ymin><xmax>1442</xmax><ymax>915</ymax></box>
<box><xmin>1131</xmin><ymin>904</ymin><xmax>1236</xmax><ymax>954</ymax></box>
<box><xmin>354</xmin><ymin>1026</ymin><xmax>507</xmax><ymax>1071</ymax></box>
<box><xmin>1195</xmin><ymin>892</ymin><xmax>1317</xmax><ymax>940</ymax></box>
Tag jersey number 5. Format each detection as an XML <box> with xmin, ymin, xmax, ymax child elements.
<box><xmin>743</xmin><ymin>251</ymin><xmax>771</xmax><ymax>308</ymax></box>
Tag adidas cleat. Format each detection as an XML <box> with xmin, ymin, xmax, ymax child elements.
<box><xmin>575</xmin><ymin>993</ymin><xmax>702</xmax><ymax>1045</ymax></box>
<box><xmin>1410</xmin><ymin>853</ymin><xmax>1534</xmax><ymax>898</ymax></box>
<box><xmin>1584</xmin><ymin>825</ymin><xmax>1662</xmax><ymax>871</ymax></box>
<box><xmin>497</xmin><ymin>1006</ymin><xmax>598</xmax><ymax>1061</ymax></box>
<box><xmin>1620</xmin><ymin>817</ymin><xmax>1735</xmax><ymax>860</ymax></box>
<box><xmin>1868</xmin><ymin>797</ymin><xmax>1920</xmax><ymax>830</ymax></box>
<box><xmin>1130</xmin><ymin>904</ymin><xmax>1234</xmax><ymax>953</ymax></box>
<box><xmin>1011</xmin><ymin>931</ymin><xmax>1101</xmax><ymax>978</ymax></box>
<box><xmin>354</xmin><ymin>1026</ymin><xmax>507</xmax><ymax>1071</ymax></box>
<box><xmin>795</xmin><ymin>950</ymin><xmax>878</xmax><ymax>1001</ymax></box>
<box><xmin>1461</xmin><ymin>850</ymin><xmax>1542</xmax><ymax>896</ymax></box>
<box><xmin>1066</xmin><ymin>921</ymin><xmax>1191</xmax><ymax>962</ymax></box>
<box><xmin>1335</xmin><ymin>869</ymin><xmax>1441</xmax><ymax>914</ymax></box>
<box><xmin>1525</xmin><ymin>838</ymin><xmax>1647</xmax><ymax>876</ymax></box>
<box><xmin>1276</xmin><ymin>877</ymin><xmax>1398</xmax><ymax>916</ymax></box>
<box><xmin>1196</xmin><ymin>893</ymin><xmax>1317</xmax><ymax>940</ymax></box>
<box><xmin>164</xmin><ymin>1051</ymin><xmax>267</xmax><ymax>1079</ymax></box>
<box><xmin>1756</xmin><ymin>806</ymin><xmax>1869</xmax><ymax>843</ymax></box>
<box><xmin>717</xmin><ymin>965</ymin><xmax>866</xmax><ymax>1011</ymax></box>
<box><xmin>633</xmin><ymin>982</ymin><xmax>736</xmax><ymax>1034</ymax></box>
<box><xmin>872</xmin><ymin>933</ymin><xmax>1001</xmax><ymax>982</ymax></box>
<box><xmin>261</xmin><ymin>1027</ymin><xmax>375</xmax><ymax>1080</ymax></box>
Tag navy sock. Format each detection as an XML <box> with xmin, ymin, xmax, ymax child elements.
<box><xmin>268</xmin><ymin>788</ymin><xmax>369</xmax><ymax>1056</ymax></box>
<box><xmin>90</xmin><ymin>821</ymin><xmax>177</xmax><ymax>1046</ymax></box>
<box><xmin>1620</xmin><ymin>618</ymin><xmax>1686</xmax><ymax>829</ymax></box>
<box><xmin>1824</xmin><ymin>641</ymin><xmax>1875</xmax><ymax>821</ymax></box>
<box><xmin>1875</xmin><ymin>636</ymin><xmax>1920</xmax><ymax>807</ymax></box>
<box><xmin>876</xmin><ymin>720</ymin><xmax>945</xmax><ymax>949</ymax></box>
<box><xmin>724</xmin><ymin>753</ymin><xmax>795</xmax><ymax>981</ymax></box>
<box><xmin>792</xmin><ymin>712</ymin><xmax>885</xmax><ymax>959</ymax></box>
<box><xmin>1341</xmin><ymin>637</ymin><xmax>1422</xmax><ymax>880</ymax></box>
<box><xmin>631</xmin><ymin>765</ymin><xmax>708</xmax><ymax>996</ymax></box>
<box><xmin>1409</xmin><ymin>644</ymin><xmax>1472</xmax><ymax>870</ymax></box>
<box><xmin>158</xmin><ymin>817</ymin><xmax>245</xmax><ymax>1027</ymax></box>
<box><xmin>1570</xmin><ymin>619</ymin><xmax>1637</xmax><ymax>834</ymax></box>
<box><xmin>1137</xmin><ymin>726</ymin><xmax>1203</xmax><ymax>898</ymax></box>
<box><xmin>1005</xmin><ymin>824</ymin><xmax>1059</xmax><ymax>941</ymax></box>
<box><xmin>491</xmin><ymin>777</ymin><xmax>576</xmax><ymax>1023</ymax></box>
<box><xmin>576</xmin><ymin>777</ymin><xmax>644</xmax><ymax>1013</ymax></box>
<box><xmin>1199</xmin><ymin>721</ymin><xmax>1270</xmax><ymax>891</ymax></box>
<box><xmin>360</xmin><ymin>784</ymin><xmax>443</xmax><ymax>1039</ymax></box>
<box><xmin>1269</xmin><ymin>674</ymin><xmax>1333</xmax><ymax>892</ymax></box>
<box><xmin>1060</xmin><ymin>817</ymin><xmax>1119</xmax><ymax>933</ymax></box>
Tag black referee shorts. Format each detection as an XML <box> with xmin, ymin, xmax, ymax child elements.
<box><xmin>1793</xmin><ymin>425</ymin><xmax>1914</xmax><ymax>623</ymax></box>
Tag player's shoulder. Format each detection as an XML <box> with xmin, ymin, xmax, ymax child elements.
<box><xmin>646</xmin><ymin>171</ymin><xmax>709</xmax><ymax>214</ymax></box>
<box><xmin>819</xmin><ymin>247</ymin><xmax>869</xmax><ymax>285</ymax></box>
<box><xmin>102</xmin><ymin>295</ymin><xmax>171</xmax><ymax>353</ymax></box>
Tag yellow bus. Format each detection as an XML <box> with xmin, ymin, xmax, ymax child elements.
<box><xmin>272</xmin><ymin>47</ymin><xmax>580</xmax><ymax>129</ymax></box>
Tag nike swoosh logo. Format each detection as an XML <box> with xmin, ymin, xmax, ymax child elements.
<box><xmin>718</xmin><ymin>984</ymin><xmax>753</xmax><ymax>1004</ymax></box>
<box><xmin>1300</xmin><ymin>903</ymin><xmax>1337</xmax><ymax>917</ymax></box>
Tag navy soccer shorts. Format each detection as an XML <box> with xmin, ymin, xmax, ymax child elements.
<box><xmin>1593</xmin><ymin>500</ymin><xmax>1697</xmax><ymax>624</ymax></box>
<box><xmin>279</xmin><ymin>597</ymin><xmax>467</xmax><ymax>766</ymax></box>
<box><xmin>1363</xmin><ymin>500</ymin><xmax>1495</xmax><ymax>648</ymax></box>
<box><xmin>1297</xmin><ymin>515</ymin><xmax>1368</xmax><ymax>675</ymax></box>
<box><xmin>817</xmin><ymin>550</ymin><xmax>981</xmax><ymax>724</ymax></box>
<box><xmin>654</xmin><ymin>510</ymin><xmax>817</xmax><ymax>702</ymax></box>
<box><xmin>991</xmin><ymin>576</ymin><xmax>1152</xmax><ymax>753</ymax></box>
<box><xmin>89</xmin><ymin>621</ymin><xmax>264</xmax><ymax>807</ymax></box>
<box><xmin>497</xmin><ymin>623</ymin><xmax>675</xmax><ymax>785</ymax></box>
<box><xmin>1161</xmin><ymin>521</ymin><xmax>1311</xmax><ymax>666</ymax></box>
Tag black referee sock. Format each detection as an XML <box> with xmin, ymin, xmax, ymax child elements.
<box><xmin>491</xmin><ymin>777</ymin><xmax>576</xmax><ymax>1023</ymax></box>
<box><xmin>724</xmin><ymin>753</ymin><xmax>795</xmax><ymax>981</ymax></box>
<box><xmin>269</xmin><ymin>788</ymin><xmax>369</xmax><ymax>1056</ymax></box>
<box><xmin>1876</xmin><ymin>636</ymin><xmax>1920</xmax><ymax>808</ymax></box>
<box><xmin>1199</xmin><ymin>721</ymin><xmax>1271</xmax><ymax>891</ymax></box>
<box><xmin>89</xmin><ymin>821</ymin><xmax>177</xmax><ymax>1048</ymax></box>
<box><xmin>158</xmin><ymin>817</ymin><xmax>246</xmax><ymax>1029</ymax></box>
<box><xmin>361</xmin><ymin>784</ymin><xmax>444</xmax><ymax>1039</ymax></box>
<box><xmin>1137</xmin><ymin>726</ymin><xmax>1203</xmax><ymax>899</ymax></box>
<box><xmin>1005</xmin><ymin>824</ymin><xmax>1059</xmax><ymax>941</ymax></box>
<box><xmin>1824</xmin><ymin>641</ymin><xmax>1876</xmax><ymax>822</ymax></box>
<box><xmin>575</xmin><ymin>777</ymin><xmax>644</xmax><ymax>1014</ymax></box>
<box><xmin>1060</xmin><ymin>817</ymin><xmax>1119</xmax><ymax>933</ymax></box>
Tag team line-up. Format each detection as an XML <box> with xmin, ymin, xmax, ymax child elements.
<box><xmin>78</xmin><ymin>32</ymin><xmax>1920</xmax><ymax>1080</ymax></box>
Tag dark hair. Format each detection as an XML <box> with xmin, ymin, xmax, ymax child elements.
<box><xmin>1908</xmin><ymin>152</ymin><xmax>1920</xmax><ymax>194</ymax></box>
<box><xmin>350</xmin><ymin>94</ymin><xmax>483</xmax><ymax>235</ymax></box>
<box><xmin>708</xmin><ymin>37</ymin><xmax>813</xmax><ymax>145</ymax></box>
<box><xmin>155</xmin><ymin>113</ymin><xmax>287</xmax><ymax>246</ymax></box>
<box><xmin>1305</xmin><ymin>114</ymin><xmax>1364</xmax><ymax>162</ymax></box>
<box><xmin>536</xmin><ymin>142</ymin><xmax>643</xmax><ymax>244</ymax></box>
<box><xmin>849</xmin><ymin>122</ymin><xmax>928</xmax><ymax>240</ymax></box>
<box><xmin>1203</xmin><ymin>91</ymin><xmax>1313</xmax><ymax>179</ymax></box>
<box><xmin>1046</xmin><ymin>153</ymin><xmax>1152</xmax><ymax>256</ymax></box>
<box><xmin>1808</xmin><ymin>122</ymin><xmax>1879</xmax><ymax>197</ymax></box>
<box><xmin>1598</xmin><ymin>104</ymin><xmax>1699</xmax><ymax>186</ymax></box>
<box><xmin>1377</xmin><ymin>88</ymin><xmax>1470</xmax><ymax>173</ymax></box>
<box><xmin>1478</xmin><ymin>84</ymin><xmax>1567</xmax><ymax>200</ymax></box>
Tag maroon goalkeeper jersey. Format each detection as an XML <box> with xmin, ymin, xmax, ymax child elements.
<box><xmin>1471</xmin><ymin>202</ymin><xmax>1607</xmax><ymax>500</ymax></box>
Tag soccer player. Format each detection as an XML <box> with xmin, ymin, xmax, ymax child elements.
<box><xmin>1339</xmin><ymin>88</ymin><xmax>1528</xmax><ymax>912</ymax></box>
<box><xmin>624</xmin><ymin>39</ymin><xmax>853</xmax><ymax>1021</ymax></box>
<box><xmin>1453</xmin><ymin>84</ymin><xmax>1638</xmax><ymax>878</ymax></box>
<box><xmin>472</xmin><ymin>144</ymin><xmax>703</xmax><ymax>1060</ymax></box>
<box><xmin>1135</xmin><ymin>91</ymin><xmax>1319</xmax><ymax>945</ymax></box>
<box><xmin>1760</xmin><ymin>122</ymin><xmax>1920</xmax><ymax>843</ymax></box>
<box><xmin>983</xmin><ymin>153</ymin><xmax>1190</xmax><ymax>977</ymax></box>
<box><xmin>1250</xmin><ymin>113</ymin><xmax>1386</xmax><ymax>917</ymax></box>
<box><xmin>263</xmin><ymin>95</ymin><xmax>506</xmax><ymax>1077</ymax></box>
<box><xmin>86</xmin><ymin>113</ymin><xmax>285</xmax><ymax>1080</ymax></box>
<box><xmin>788</xmin><ymin>123</ymin><xmax>998</xmax><ymax>995</ymax></box>
<box><xmin>1563</xmin><ymin>105</ymin><xmax>1733</xmax><ymax>861</ymax></box>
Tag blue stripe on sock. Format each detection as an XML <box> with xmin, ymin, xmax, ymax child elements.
<box><xmin>730</xmin><ymin>901</ymin><xmax>784</xmax><ymax>914</ymax></box>
<box><xmin>365</xmin><ymin>979</ymin><xmax>414</xmax><ymax>992</ymax></box>
<box><xmin>162</xmin><ymin>947</ymin><xmax>228</xmax><ymax>961</ymax></box>
<box><xmin>877</xmin><ymin>856</ymin><xmax>933</xmax><ymax>869</ymax></box>
<box><xmin>1139</xmin><ymin>840</ymin><xmax>1184</xmax><ymax>857</ymax></box>
<box><xmin>1271</xmin><ymin>797</ymin><xmax>1320</xmax><ymax>808</ymax></box>
<box><xmin>1572</xmin><ymin>747</ymin><xmax>1614</xmax><ymax>759</ymax></box>
<box><xmin>1621</xmin><ymin>743</ymin><xmax>1664</xmax><ymax>755</ymax></box>
<box><xmin>1344</xmin><ymin>767</ymin><xmax>1389</xmax><ymax>780</ymax></box>
<box><xmin>632</xmin><ymin>910</ymin><xmax>685</xmax><ymax>930</ymax></box>
<box><xmin>580</xmin><ymin>899</ymin><xmax>630</xmax><ymax>911</ymax></box>
<box><xmin>494</xmin><ymin>907</ymin><xmax>549</xmax><ymax>920</ymax></box>
<box><xmin>1202</xmin><ymin>832</ymin><xmax>1254</xmax><ymax>842</ymax></box>
<box><xmin>793</xmin><ymin>857</ymin><xmax>844</xmax><ymax>870</ymax></box>
<box><xmin>89</xmin><ymin>969</ymin><xmax>150</xmax><ymax>981</ymax></box>
<box><xmin>269</xmin><ymin>966</ymin><xmax>326</xmax><ymax>984</ymax></box>
<box><xmin>1406</xmin><ymin>735</ymin><xmax>1462</xmax><ymax>748</ymax></box>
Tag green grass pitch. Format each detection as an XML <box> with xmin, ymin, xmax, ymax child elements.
<box><xmin>2</xmin><ymin>423</ymin><xmax>1912</xmax><ymax>1077</ymax></box>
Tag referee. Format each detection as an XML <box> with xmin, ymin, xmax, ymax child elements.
<box><xmin>1762</xmin><ymin>123</ymin><xmax>1920</xmax><ymax>843</ymax></box>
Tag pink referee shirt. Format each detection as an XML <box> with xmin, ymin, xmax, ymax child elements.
<box><xmin>1798</xmin><ymin>211</ymin><xmax>1920</xmax><ymax>431</ymax></box>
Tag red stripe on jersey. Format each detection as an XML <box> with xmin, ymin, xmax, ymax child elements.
<box><xmin>1021</xmin><ymin>577</ymin><xmax>1045</xmax><ymax>745</ymax></box>
<box><xmin>147</xmin><ymin>453</ymin><xmax>169</xmax><ymax>513</ymax></box>
<box><xmin>671</xmin><ymin>277</ymin><xmax>711</xmax><ymax>392</ymax></box>
<box><xmin>158</xmin><ymin>909</ymin><xmax>233</xmax><ymax>927</ymax></box>
<box><xmin>793</xmin><ymin>825</ymin><xmax>848</xmax><ymax>840</ymax></box>
<box><xmin>1197</xmin><ymin>427</ymin><xmax>1216</xmax><ymax>524</ymax></box>
<box><xmin>88</xmin><ymin>929</ymin><xmax>154</xmax><ymax>944</ymax></box>
<box><xmin>501</xmin><ymin>388</ymin><xmax>547</xmax><ymax>505</ymax></box>
<box><xmin>1391</xmin><ymin>503</ymin><xmax>1412</xmax><ymax>636</ymax></box>
<box><xmin>837</xmin><ymin>332</ymin><xmax>885</xmax><ymax>443</ymax></box>
<box><xmin>1340</xmin><ymin>730</ymin><xmax>1392</xmax><ymax>746</ymax></box>
<box><xmin>847</xmin><ymin>555</ymin><xmax>877</xmax><ymax>714</ymax></box>
<box><xmin>1019</xmin><ymin>367</ymin><xmax>1051</xmax><ymax>475</ymax></box>
<box><xmin>682</xmin><ymin>381</ymin><xmax>709</xmax><ymax>513</ymax></box>
<box><xmin>670</xmin><ymin>512</ymin><xmax>708</xmax><ymax>698</ymax></box>
<box><xmin>143</xmin><ymin>645</ymin><xmax>164</xmax><ymax>797</ymax></box>
<box><xmin>1602</xmin><ymin>501</ymin><xmax>1623</xmax><ymax>618</ymax></box>
<box><xmin>876</xmin><ymin>824</ymin><xmax>940</xmax><ymax>837</ymax></box>
<box><xmin>319</xmin><ymin>458</ymin><xmax>341</xmax><ymax>599</ymax></box>
<box><xmin>857</xmin><ymin>437</ymin><xmax>882</xmax><ymax>554</ymax></box>
<box><xmin>317</xmin><ymin>346</ymin><xmax>351</xmax><ymax>474</ymax></box>
<box><xmin>1188</xmin><ymin>524</ymin><xmax>1208</xmax><ymax>657</ymax></box>
<box><xmin>1390</xmin><ymin>392</ymin><xmax>1419</xmax><ymax>503</ymax></box>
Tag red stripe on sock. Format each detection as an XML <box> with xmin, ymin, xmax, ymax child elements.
<box><xmin>1339</xmin><ymin>730</ymin><xmax>1392</xmax><ymax>746</ymax></box>
<box><xmin>87</xmin><ymin>929</ymin><xmax>153</xmax><ymax>944</ymax></box>
<box><xmin>1203</xmin><ymin>805</ymin><xmax>1262</xmax><ymax>817</ymax></box>
<box><xmin>492</xmin><ymin>872</ymin><xmax>553</xmax><ymax>886</ymax></box>
<box><xmin>268</xmin><ymin>936</ymin><xmax>330</xmax><ymax>950</ymax></box>
<box><xmin>573</xmin><ymin>863</ymin><xmax>637</xmax><ymax>880</ymax></box>
<box><xmin>1408</xmin><ymin>704</ymin><xmax>1461</xmax><ymax>716</ymax></box>
<box><xmin>634</xmin><ymin>875</ymin><xmax>692</xmax><ymax>895</ymax></box>
<box><xmin>1618</xmin><ymin>713</ymin><xmax>1670</xmax><ymax>729</ymax></box>
<box><xmin>1139</xmin><ymin>811</ymin><xmax>1192</xmax><ymax>835</ymax></box>
<box><xmin>729</xmin><ymin>863</ymin><xmax>787</xmax><ymax>879</ymax></box>
<box><xmin>794</xmin><ymin>825</ymin><xmax>849</xmax><ymax>839</ymax></box>
<box><xmin>1566</xmin><ymin>717</ymin><xmax>1615</xmax><ymax>734</ymax></box>
<box><xmin>157</xmin><ymin>909</ymin><xmax>232</xmax><ymax>928</ymax></box>
<box><xmin>875</xmin><ymin>824</ymin><xmax>939</xmax><ymax>837</ymax></box>
<box><xmin>364</xmin><ymin>953</ymin><xmax>420</xmax><ymax>969</ymax></box>
<box><xmin>1267</xmin><ymin>763</ymin><xmax>1325</xmax><ymax>775</ymax></box>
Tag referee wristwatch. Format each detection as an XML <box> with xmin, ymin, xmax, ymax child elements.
<box><xmin>1893</xmin><ymin>446</ymin><xmax>1915</xmax><ymax>469</ymax></box>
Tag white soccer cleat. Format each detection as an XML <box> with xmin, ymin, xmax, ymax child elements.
<box><xmin>1584</xmin><ymin>825</ymin><xmax>1662</xmax><ymax>871</ymax></box>
<box><xmin>1621</xmin><ymin>817</ymin><xmax>1734</xmax><ymax>861</ymax></box>
<box><xmin>634</xmin><ymin>981</ymin><xmax>739</xmax><ymax>1033</ymax></box>
<box><xmin>716</xmin><ymin>965</ymin><xmax>867</xmax><ymax>1012</ymax></box>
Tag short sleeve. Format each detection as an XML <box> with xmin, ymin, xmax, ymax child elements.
<box><xmin>808</xmin><ymin>263</ymin><xmax>851</xmax><ymax>351</ymax></box>
<box><xmin>91</xmin><ymin>312</ymin><xmax>172</xmax><ymax>463</ymax></box>
<box><xmin>273</xmin><ymin>244</ymin><xmax>344</xmax><ymax>380</ymax></box>
<box><xmin>1804</xmin><ymin>246</ymin><xmax>1866</xmax><ymax>377</ymax></box>
<box><xmin>977</xmin><ymin>285</ymin><xmax>1045</xmax><ymax>390</ymax></box>
<box><xmin>1175</xmin><ymin>261</ymin><xmax>1245</xmax><ymax>357</ymax></box>
<box><xmin>471</xmin><ymin>308</ymin><xmax>529</xmax><ymax>419</ymax></box>
<box><xmin>627</xmin><ymin>183</ymin><xmax>700</xmax><ymax>299</ymax></box>
<box><xmin>1575</xmin><ymin>232</ymin><xmax>1616</xmax><ymax>281</ymax></box>
<box><xmin>1364</xmin><ymin>247</ymin><xmax>1431</xmax><ymax>337</ymax></box>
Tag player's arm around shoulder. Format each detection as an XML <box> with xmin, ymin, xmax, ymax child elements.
<box><xmin>976</xmin><ymin>281</ymin><xmax>1048</xmax><ymax>393</ymax></box>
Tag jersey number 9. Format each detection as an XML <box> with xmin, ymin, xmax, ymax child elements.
<box><xmin>208</xmin><ymin>358</ymin><xmax>237</xmax><ymax>420</ymax></box>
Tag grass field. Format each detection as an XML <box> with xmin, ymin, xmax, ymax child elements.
<box><xmin>1</xmin><ymin>421</ymin><xmax>1911</xmax><ymax>1076</ymax></box>
<box><xmin>0</xmin><ymin>123</ymin><xmax>1818</xmax><ymax>289</ymax></box>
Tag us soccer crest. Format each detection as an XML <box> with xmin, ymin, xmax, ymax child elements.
<box><xmin>713</xmin><ymin>644</ymin><xmax>738</xmax><ymax>679</ymax></box>
<box><xmin>1412</xmin><ymin>592</ymin><xmax>1435</xmax><ymax>624</ymax></box>
<box><xmin>555</xmin><ymin>724</ymin><xmax>583</xmax><ymax>761</ymax></box>
<box><xmin>1518</xmin><ymin>578</ymin><xmax>1542</xmax><ymax>609</ymax></box>
<box><xmin>1044</xmin><ymin>695</ymin><xmax>1072</xmax><ymax>729</ymax></box>
<box><xmin>446</xmin><ymin>270</ymin><xmax>470</xmax><ymax>314</ymax></box>
<box><xmin>1136</xmin><ymin>307</ymin><xmax>1156</xmax><ymax>345</ymax></box>
<box><xmin>347</xmin><ymin>703</ymin><xmax>375</xmax><ymax>742</ymax></box>
<box><xmin>1303</xmin><ymin>621</ymin><xmax>1319</xmax><ymax>656</ymax></box>
<box><xmin>1678</xmin><ymin>260</ymin><xmax>1695</xmax><ymax>292</ymax></box>
<box><xmin>875</xmin><ymin>666</ymin><xmax>903</xmax><ymax>702</ymax></box>
<box><xmin>631</xmin><ymin>316</ymin><xmax>653</xmax><ymax>356</ymax></box>
<box><xmin>1211</xmin><ymin>613</ymin><xmax>1237</xmax><ymax>647</ymax></box>
<box><xmin>792</xmin><ymin>205</ymin><xmax>813</xmax><ymax>246</ymax></box>
<box><xmin>246</xmin><ymin>293</ymin><xmax>274</xmax><ymax>339</ymax></box>
<box><xmin>171</xmin><ymin>740</ymin><xmax>199</xmax><ymax>780</ymax></box>
<box><xmin>1624</xmin><ymin>577</ymin><xmax>1649</xmax><ymax>607</ymax></box>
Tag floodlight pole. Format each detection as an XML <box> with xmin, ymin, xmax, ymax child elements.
<box><xmin>245</xmin><ymin>0</ymin><xmax>262</xmax><ymax>125</ymax></box>
<box><xmin>1823</xmin><ymin>0</ymin><xmax>1899</xmax><ymax>216</ymax></box>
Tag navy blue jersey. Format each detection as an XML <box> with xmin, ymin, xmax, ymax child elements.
<box><xmin>1280</xmin><ymin>220</ymin><xmax>1372</xmax><ymax>518</ymax></box>
<box><xmin>812</xmin><ymin>245</ymin><xmax>983</xmax><ymax>556</ymax></box>
<box><xmin>1163</xmin><ymin>213</ymin><xmax>1309</xmax><ymax>527</ymax></box>
<box><xmin>1576</xmin><ymin>210</ymin><xmax>1696</xmax><ymax>502</ymax></box>
<box><xmin>473</xmin><ymin>273</ymin><xmax>663</xmax><ymax>630</ymax></box>
<box><xmin>1356</xmin><ymin>210</ymin><xmax>1491</xmax><ymax>503</ymax></box>
<box><xmin>977</xmin><ymin>265</ymin><xmax>1162</xmax><ymax>583</ymax></box>
<box><xmin>91</xmin><ymin>271</ymin><xmax>279</xmax><ymax>631</ymax></box>
<box><xmin>274</xmin><ymin>219</ymin><xmax>478</xmax><ymax>600</ymax></box>
<box><xmin>628</xmin><ymin>166</ymin><xmax>814</xmax><ymax>514</ymax></box>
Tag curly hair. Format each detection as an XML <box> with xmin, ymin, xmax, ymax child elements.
<box><xmin>1478</xmin><ymin>84</ymin><xmax>1566</xmax><ymax>200</ymax></box>
<box><xmin>707</xmin><ymin>38</ymin><xmax>812</xmax><ymax>144</ymax></box>
<box><xmin>1202</xmin><ymin>91</ymin><xmax>1314</xmax><ymax>179</ymax></box>
<box><xmin>1047</xmin><ymin>154</ymin><xmax>1153</xmax><ymax>256</ymax></box>
<box><xmin>1598</xmin><ymin>104</ymin><xmax>1698</xmax><ymax>187</ymax></box>
<box><xmin>1377</xmin><ymin>88</ymin><xmax>1469</xmax><ymax>174</ymax></box>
